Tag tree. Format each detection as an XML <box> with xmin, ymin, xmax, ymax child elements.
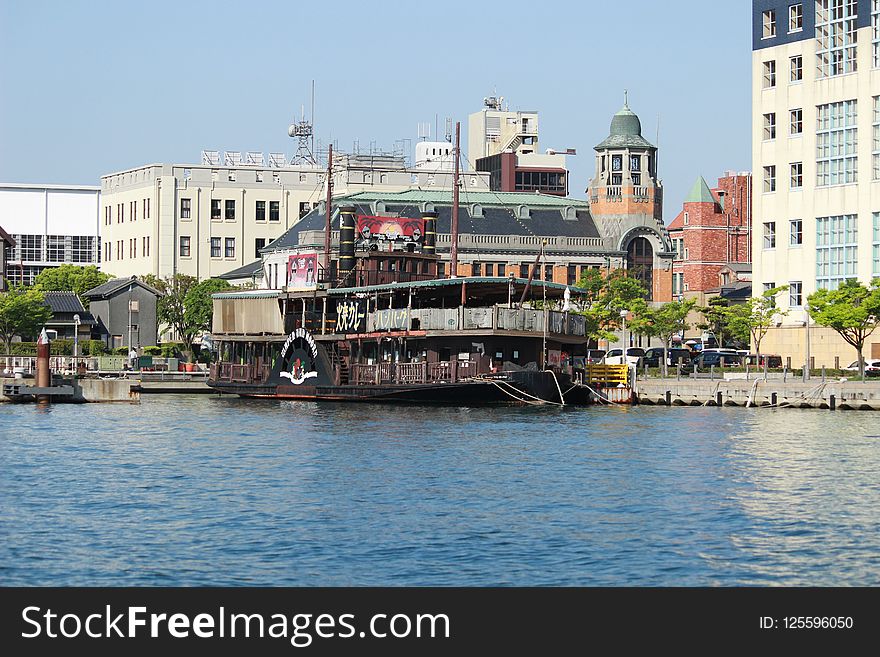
<box><xmin>808</xmin><ymin>278</ymin><xmax>880</xmax><ymax>379</ymax></box>
<box><xmin>0</xmin><ymin>286</ymin><xmax>53</xmax><ymax>353</ymax></box>
<box><xmin>630</xmin><ymin>298</ymin><xmax>697</xmax><ymax>376</ymax></box>
<box><xmin>33</xmin><ymin>265</ymin><xmax>110</xmax><ymax>308</ymax></box>
<box><xmin>725</xmin><ymin>285</ymin><xmax>789</xmax><ymax>357</ymax></box>
<box><xmin>696</xmin><ymin>296</ymin><xmax>731</xmax><ymax>347</ymax></box>
<box><xmin>143</xmin><ymin>275</ymin><xmax>233</xmax><ymax>361</ymax></box>
<box><xmin>572</xmin><ymin>269</ymin><xmax>648</xmax><ymax>344</ymax></box>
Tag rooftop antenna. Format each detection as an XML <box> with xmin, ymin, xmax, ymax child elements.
<box><xmin>444</xmin><ymin>117</ymin><xmax>453</xmax><ymax>143</ymax></box>
<box><xmin>288</xmin><ymin>88</ymin><xmax>317</xmax><ymax>165</ymax></box>
<box><xmin>417</xmin><ymin>122</ymin><xmax>431</xmax><ymax>141</ymax></box>
<box><xmin>624</xmin><ymin>89</ymin><xmax>629</xmax><ymax>108</ymax></box>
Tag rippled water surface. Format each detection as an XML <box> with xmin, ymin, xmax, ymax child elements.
<box><xmin>2</xmin><ymin>396</ymin><xmax>879</xmax><ymax>586</ymax></box>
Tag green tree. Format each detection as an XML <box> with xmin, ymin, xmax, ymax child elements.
<box><xmin>572</xmin><ymin>270</ymin><xmax>647</xmax><ymax>344</ymax></box>
<box><xmin>630</xmin><ymin>298</ymin><xmax>697</xmax><ymax>376</ymax></box>
<box><xmin>33</xmin><ymin>265</ymin><xmax>110</xmax><ymax>308</ymax></box>
<box><xmin>696</xmin><ymin>296</ymin><xmax>731</xmax><ymax>347</ymax></box>
<box><xmin>0</xmin><ymin>286</ymin><xmax>53</xmax><ymax>353</ymax></box>
<box><xmin>725</xmin><ymin>285</ymin><xmax>789</xmax><ymax>357</ymax></box>
<box><xmin>808</xmin><ymin>278</ymin><xmax>880</xmax><ymax>379</ymax></box>
<box><xmin>143</xmin><ymin>275</ymin><xmax>232</xmax><ymax>361</ymax></box>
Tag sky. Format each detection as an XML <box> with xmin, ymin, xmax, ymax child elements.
<box><xmin>0</xmin><ymin>0</ymin><xmax>752</xmax><ymax>222</ymax></box>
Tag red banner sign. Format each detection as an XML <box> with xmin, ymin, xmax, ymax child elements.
<box><xmin>287</xmin><ymin>252</ymin><xmax>317</xmax><ymax>290</ymax></box>
<box><xmin>356</xmin><ymin>216</ymin><xmax>423</xmax><ymax>243</ymax></box>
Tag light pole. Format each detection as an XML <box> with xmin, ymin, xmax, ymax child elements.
<box><xmin>620</xmin><ymin>309</ymin><xmax>629</xmax><ymax>352</ymax></box>
<box><xmin>73</xmin><ymin>314</ymin><xmax>80</xmax><ymax>372</ymax></box>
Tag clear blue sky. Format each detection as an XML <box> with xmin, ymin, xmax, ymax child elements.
<box><xmin>0</xmin><ymin>0</ymin><xmax>752</xmax><ymax>222</ymax></box>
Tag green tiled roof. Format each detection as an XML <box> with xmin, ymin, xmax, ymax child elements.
<box><xmin>595</xmin><ymin>103</ymin><xmax>656</xmax><ymax>150</ymax></box>
<box><xmin>684</xmin><ymin>176</ymin><xmax>716</xmax><ymax>203</ymax></box>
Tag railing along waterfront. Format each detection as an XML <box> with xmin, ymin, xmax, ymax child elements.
<box><xmin>348</xmin><ymin>359</ymin><xmax>485</xmax><ymax>386</ymax></box>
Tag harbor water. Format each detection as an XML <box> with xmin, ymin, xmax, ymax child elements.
<box><xmin>1</xmin><ymin>396</ymin><xmax>879</xmax><ymax>586</ymax></box>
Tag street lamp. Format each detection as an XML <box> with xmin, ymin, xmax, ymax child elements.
<box><xmin>73</xmin><ymin>314</ymin><xmax>80</xmax><ymax>367</ymax></box>
<box><xmin>620</xmin><ymin>309</ymin><xmax>629</xmax><ymax>352</ymax></box>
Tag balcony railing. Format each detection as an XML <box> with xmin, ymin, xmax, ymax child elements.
<box><xmin>211</xmin><ymin>362</ymin><xmax>271</xmax><ymax>384</ymax></box>
<box><xmin>349</xmin><ymin>359</ymin><xmax>485</xmax><ymax>386</ymax></box>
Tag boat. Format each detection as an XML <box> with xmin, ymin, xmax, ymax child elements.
<box><xmin>207</xmin><ymin>127</ymin><xmax>632</xmax><ymax>406</ymax></box>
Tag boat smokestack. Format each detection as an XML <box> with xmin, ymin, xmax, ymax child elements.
<box><xmin>421</xmin><ymin>210</ymin><xmax>437</xmax><ymax>256</ymax></box>
<box><xmin>338</xmin><ymin>205</ymin><xmax>356</xmax><ymax>277</ymax></box>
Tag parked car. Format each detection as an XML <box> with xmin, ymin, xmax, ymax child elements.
<box><xmin>585</xmin><ymin>349</ymin><xmax>606</xmax><ymax>364</ymax></box>
<box><xmin>681</xmin><ymin>351</ymin><xmax>743</xmax><ymax>373</ymax></box>
<box><xmin>738</xmin><ymin>352</ymin><xmax>783</xmax><ymax>368</ymax></box>
<box><xmin>643</xmin><ymin>347</ymin><xmax>693</xmax><ymax>367</ymax></box>
<box><xmin>842</xmin><ymin>359</ymin><xmax>880</xmax><ymax>375</ymax></box>
<box><xmin>603</xmin><ymin>347</ymin><xmax>646</xmax><ymax>367</ymax></box>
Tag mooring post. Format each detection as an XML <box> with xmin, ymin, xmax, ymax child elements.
<box><xmin>771</xmin><ymin>392</ymin><xmax>778</xmax><ymax>406</ymax></box>
<box><xmin>716</xmin><ymin>391</ymin><xmax>723</xmax><ymax>407</ymax></box>
<box><xmin>821</xmin><ymin>366</ymin><xmax>826</xmax><ymax>382</ymax></box>
<box><xmin>829</xmin><ymin>394</ymin><xmax>836</xmax><ymax>411</ymax></box>
<box><xmin>783</xmin><ymin>366</ymin><xmax>787</xmax><ymax>382</ymax></box>
<box><xmin>665</xmin><ymin>390</ymin><xmax>671</xmax><ymax>406</ymax></box>
<box><xmin>710</xmin><ymin>365</ymin><xmax>715</xmax><ymax>381</ymax></box>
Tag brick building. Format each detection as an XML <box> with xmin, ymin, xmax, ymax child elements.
<box><xmin>668</xmin><ymin>172</ymin><xmax>752</xmax><ymax>296</ymax></box>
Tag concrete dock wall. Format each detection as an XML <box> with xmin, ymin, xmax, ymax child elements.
<box><xmin>635</xmin><ymin>378</ymin><xmax>880</xmax><ymax>410</ymax></box>
<box><xmin>0</xmin><ymin>377</ymin><xmax>139</xmax><ymax>403</ymax></box>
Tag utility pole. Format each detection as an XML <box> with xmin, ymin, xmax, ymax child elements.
<box><xmin>450</xmin><ymin>121</ymin><xmax>460</xmax><ymax>278</ymax></box>
<box><xmin>323</xmin><ymin>144</ymin><xmax>333</xmax><ymax>277</ymax></box>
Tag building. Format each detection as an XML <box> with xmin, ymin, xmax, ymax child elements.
<box><xmin>0</xmin><ymin>183</ymin><xmax>101</xmax><ymax>286</ymax></box>
<box><xmin>752</xmin><ymin>0</ymin><xmax>880</xmax><ymax>365</ymax></box>
<box><xmin>668</xmin><ymin>172</ymin><xmax>752</xmax><ymax>299</ymax></box>
<box><xmin>586</xmin><ymin>99</ymin><xmax>672</xmax><ymax>301</ymax></box>
<box><xmin>0</xmin><ymin>226</ymin><xmax>13</xmax><ymax>290</ymax></box>
<box><xmin>469</xmin><ymin>96</ymin><xmax>571</xmax><ymax>196</ymax></box>
<box><xmin>42</xmin><ymin>291</ymin><xmax>96</xmax><ymax>343</ymax></box>
<box><xmin>82</xmin><ymin>276</ymin><xmax>160</xmax><ymax>351</ymax></box>
<box><xmin>98</xmin><ymin>154</ymin><xmax>490</xmax><ymax>281</ymax></box>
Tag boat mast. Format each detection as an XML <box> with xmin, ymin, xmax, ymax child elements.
<box><xmin>450</xmin><ymin>121</ymin><xmax>460</xmax><ymax>278</ymax></box>
<box><xmin>323</xmin><ymin>144</ymin><xmax>333</xmax><ymax>279</ymax></box>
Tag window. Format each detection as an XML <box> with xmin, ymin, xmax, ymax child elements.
<box><xmin>790</xmin><ymin>219</ymin><xmax>803</xmax><ymax>245</ymax></box>
<box><xmin>763</xmin><ymin>9</ymin><xmax>776</xmax><ymax>37</ymax></box>
<box><xmin>130</xmin><ymin>200</ymin><xmax>137</xmax><ymax>222</ymax></box>
<box><xmin>143</xmin><ymin>236</ymin><xmax>150</xmax><ymax>257</ymax></box>
<box><xmin>873</xmin><ymin>212</ymin><xmax>880</xmax><ymax>275</ymax></box>
<box><xmin>684</xmin><ymin>247</ymin><xmax>690</xmax><ymax>260</ymax></box>
<box><xmin>269</xmin><ymin>201</ymin><xmax>280</xmax><ymax>222</ymax></box>
<box><xmin>129</xmin><ymin>238</ymin><xmax>136</xmax><ymax>259</ymax></box>
<box><xmin>874</xmin><ymin>96</ymin><xmax>880</xmax><ymax>179</ymax></box>
<box><xmin>790</xmin><ymin>108</ymin><xmax>803</xmax><ymax>135</ymax></box>
<box><xmin>117</xmin><ymin>240</ymin><xmax>123</xmax><ymax>260</ymax></box>
<box><xmin>763</xmin><ymin>165</ymin><xmax>776</xmax><ymax>193</ymax></box>
<box><xmin>144</xmin><ymin>197</ymin><xmax>150</xmax><ymax>219</ymax></box>
<box><xmin>255</xmin><ymin>238</ymin><xmax>266</xmax><ymax>258</ymax></box>
<box><xmin>763</xmin><ymin>60</ymin><xmax>776</xmax><ymax>88</ymax></box>
<box><xmin>437</xmin><ymin>262</ymin><xmax>445</xmax><ymax>278</ymax></box>
<box><xmin>764</xmin><ymin>222</ymin><xmax>776</xmax><ymax>249</ymax></box>
<box><xmin>104</xmin><ymin>241</ymin><xmax>111</xmax><ymax>262</ymax></box>
<box><xmin>299</xmin><ymin>202</ymin><xmax>311</xmax><ymax>218</ymax></box>
<box><xmin>674</xmin><ymin>238</ymin><xmax>685</xmax><ymax>260</ymax></box>
<box><xmin>225</xmin><ymin>237</ymin><xmax>235</xmax><ymax>258</ymax></box>
<box><xmin>629</xmin><ymin>155</ymin><xmax>640</xmax><ymax>171</ymax></box>
<box><xmin>611</xmin><ymin>154</ymin><xmax>622</xmax><ymax>171</ymax></box>
<box><xmin>790</xmin><ymin>162</ymin><xmax>803</xmax><ymax>189</ymax></box>
<box><xmin>790</xmin><ymin>55</ymin><xmax>803</xmax><ymax>82</ymax></box>
<box><xmin>817</xmin><ymin>100</ymin><xmax>858</xmax><ymax>186</ymax></box>
<box><xmin>255</xmin><ymin>200</ymin><xmax>266</xmax><ymax>221</ymax></box>
<box><xmin>763</xmin><ymin>113</ymin><xmax>777</xmax><ymax>140</ymax></box>
<box><xmin>816</xmin><ymin>0</ymin><xmax>858</xmax><ymax>78</ymax></box>
<box><xmin>71</xmin><ymin>236</ymin><xmax>93</xmax><ymax>263</ymax></box>
<box><xmin>179</xmin><ymin>236</ymin><xmax>191</xmax><ymax>257</ymax></box>
<box><xmin>683</xmin><ymin>211</ymin><xmax>689</xmax><ymax>225</ymax></box>
<box><xmin>789</xmin><ymin>281</ymin><xmax>803</xmax><ymax>307</ymax></box>
<box><xmin>764</xmin><ymin>282</ymin><xmax>776</xmax><ymax>293</ymax></box>
<box><xmin>209</xmin><ymin>237</ymin><xmax>220</xmax><ymax>258</ymax></box>
<box><xmin>566</xmin><ymin>264</ymin><xmax>576</xmax><ymax>285</ymax></box>
<box><xmin>498</xmin><ymin>264</ymin><xmax>506</xmax><ymax>277</ymax></box>
<box><xmin>672</xmin><ymin>272</ymin><xmax>685</xmax><ymax>296</ymax></box>
<box><xmin>47</xmin><ymin>235</ymin><xmax>65</xmax><ymax>262</ymax></box>
<box><xmin>874</xmin><ymin>0</ymin><xmax>880</xmax><ymax>67</ymax></box>
<box><xmin>470</xmin><ymin>262</ymin><xmax>481</xmax><ymax>276</ymax></box>
<box><xmin>211</xmin><ymin>199</ymin><xmax>221</xmax><ymax>220</ymax></box>
<box><xmin>180</xmin><ymin>198</ymin><xmax>191</xmax><ymax>219</ymax></box>
<box><xmin>520</xmin><ymin>263</ymin><xmax>529</xmax><ymax>278</ymax></box>
<box><xmin>789</xmin><ymin>3</ymin><xmax>803</xmax><ymax>32</ymax></box>
<box><xmin>486</xmin><ymin>263</ymin><xmax>495</xmax><ymax>277</ymax></box>
<box><xmin>118</xmin><ymin>203</ymin><xmax>124</xmax><ymax>223</ymax></box>
<box><xmin>225</xmin><ymin>200</ymin><xmax>235</xmax><ymax>221</ymax></box>
<box><xmin>104</xmin><ymin>206</ymin><xmax>111</xmax><ymax>225</ymax></box>
<box><xmin>816</xmin><ymin>214</ymin><xmax>858</xmax><ymax>289</ymax></box>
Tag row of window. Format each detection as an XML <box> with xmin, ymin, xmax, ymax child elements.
<box><xmin>180</xmin><ymin>199</ymin><xmax>314</xmax><ymax>221</ymax></box>
<box><xmin>104</xmin><ymin>237</ymin><xmax>150</xmax><ymax>262</ymax></box>
<box><xmin>762</xmin><ymin>98</ymin><xmax>875</xmax><ymax>190</ymax></box>
<box><xmin>761</xmin><ymin>1</ymin><xmax>874</xmax><ymax>78</ymax></box>
<box><xmin>763</xmin><ymin>213</ymin><xmax>880</xmax><ymax>290</ymax></box>
<box><xmin>4</xmin><ymin>234</ymin><xmax>97</xmax><ymax>263</ymax></box>
<box><xmin>761</xmin><ymin>55</ymin><xmax>803</xmax><ymax>88</ymax></box>
<box><xmin>179</xmin><ymin>236</ymin><xmax>236</xmax><ymax>259</ymax></box>
<box><xmin>105</xmin><ymin>199</ymin><xmax>150</xmax><ymax>225</ymax></box>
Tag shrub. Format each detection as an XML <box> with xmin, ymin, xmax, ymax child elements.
<box><xmin>113</xmin><ymin>346</ymin><xmax>130</xmax><ymax>356</ymax></box>
<box><xmin>142</xmin><ymin>345</ymin><xmax>162</xmax><ymax>356</ymax></box>
<box><xmin>84</xmin><ymin>340</ymin><xmax>106</xmax><ymax>356</ymax></box>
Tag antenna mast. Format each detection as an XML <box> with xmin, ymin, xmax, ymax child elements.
<box><xmin>450</xmin><ymin>121</ymin><xmax>460</xmax><ymax>278</ymax></box>
<box><xmin>323</xmin><ymin>144</ymin><xmax>333</xmax><ymax>276</ymax></box>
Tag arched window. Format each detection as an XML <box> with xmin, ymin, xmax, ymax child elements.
<box><xmin>626</xmin><ymin>236</ymin><xmax>654</xmax><ymax>300</ymax></box>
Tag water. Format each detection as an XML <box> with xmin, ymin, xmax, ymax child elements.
<box><xmin>1</xmin><ymin>396</ymin><xmax>879</xmax><ymax>586</ymax></box>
